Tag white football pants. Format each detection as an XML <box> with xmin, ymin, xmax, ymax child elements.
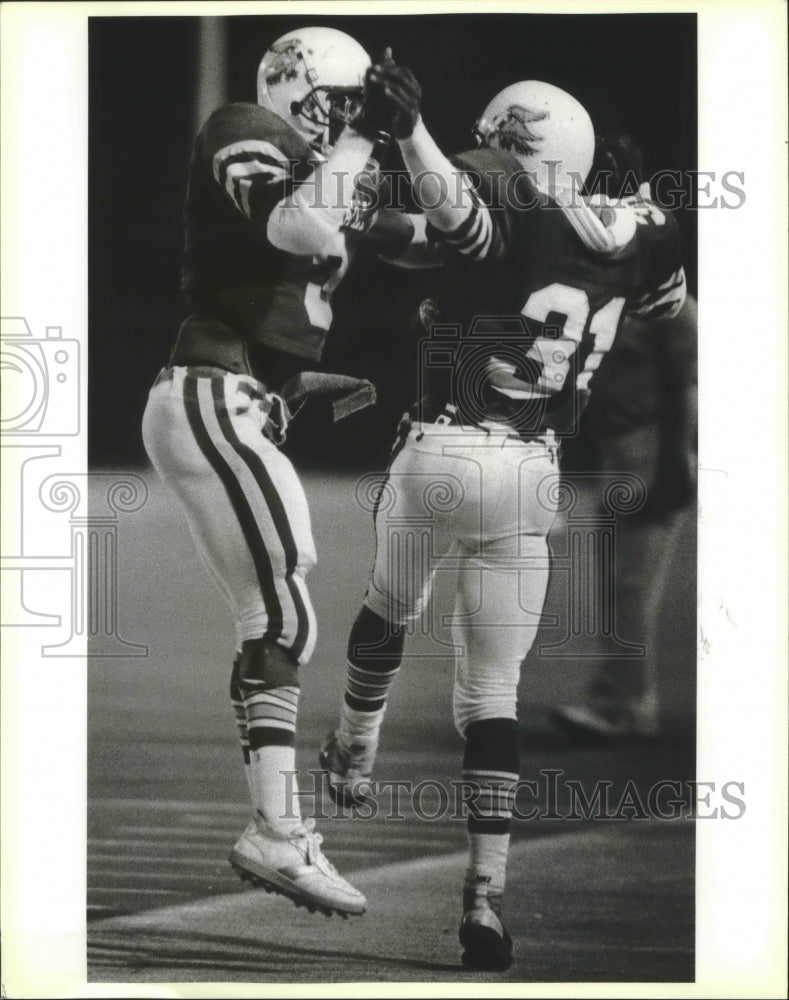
<box><xmin>141</xmin><ymin>366</ymin><xmax>318</xmax><ymax>664</ymax></box>
<box><xmin>364</xmin><ymin>423</ymin><xmax>560</xmax><ymax>734</ymax></box>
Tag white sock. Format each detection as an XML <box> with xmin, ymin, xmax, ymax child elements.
<box><xmin>465</xmin><ymin>832</ymin><xmax>510</xmax><ymax>894</ymax></box>
<box><xmin>242</xmin><ymin>764</ymin><xmax>256</xmax><ymax>804</ymax></box>
<box><xmin>339</xmin><ymin>702</ymin><xmax>385</xmax><ymax>750</ymax></box>
<box><xmin>249</xmin><ymin>745</ymin><xmax>302</xmax><ymax>835</ymax></box>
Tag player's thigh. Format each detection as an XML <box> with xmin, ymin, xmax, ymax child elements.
<box><xmin>237</xmin><ymin>436</ymin><xmax>317</xmax><ymax>577</ymax></box>
<box><xmin>143</xmin><ymin>375</ymin><xmax>315</xmax><ymax>592</ymax></box>
<box><xmin>204</xmin><ymin>387</ymin><xmax>316</xmax><ymax>577</ymax></box>
<box><xmin>451</xmin><ymin>534</ymin><xmax>550</xmax><ymax>730</ymax></box>
<box><xmin>454</xmin><ymin>532</ymin><xmax>551</xmax><ymax>666</ymax></box>
<box><xmin>457</xmin><ymin>441</ymin><xmax>560</xmax><ymax>545</ymax></box>
<box><xmin>367</xmin><ymin>442</ymin><xmax>459</xmax><ymax>622</ymax></box>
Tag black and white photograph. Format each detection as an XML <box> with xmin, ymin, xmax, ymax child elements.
<box><xmin>1</xmin><ymin>1</ymin><xmax>787</xmax><ymax>995</ymax></box>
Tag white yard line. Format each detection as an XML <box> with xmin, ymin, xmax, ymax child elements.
<box><xmin>87</xmin><ymin>826</ymin><xmax>624</xmax><ymax>930</ymax></box>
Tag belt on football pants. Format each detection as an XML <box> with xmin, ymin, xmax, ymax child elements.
<box><xmin>152</xmin><ymin>366</ymin><xmax>290</xmax><ymax>445</ymax></box>
<box><xmin>153</xmin><ymin>365</ymin><xmax>377</xmax><ymax>443</ymax></box>
<box><xmin>403</xmin><ymin>406</ymin><xmax>558</xmax><ymax>448</ymax></box>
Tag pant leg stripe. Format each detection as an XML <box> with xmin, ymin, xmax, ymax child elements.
<box><xmin>290</xmin><ymin>572</ymin><xmax>317</xmax><ymax>664</ymax></box>
<box><xmin>211</xmin><ymin>380</ymin><xmax>311</xmax><ymax>662</ymax></box>
<box><xmin>182</xmin><ymin>374</ymin><xmax>284</xmax><ymax>639</ymax></box>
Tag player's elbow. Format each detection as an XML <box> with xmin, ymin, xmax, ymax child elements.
<box><xmin>674</xmin><ymin>290</ymin><xmax>697</xmax><ymax>327</ymax></box>
<box><xmin>661</xmin><ymin>280</ymin><xmax>688</xmax><ymax>322</ymax></box>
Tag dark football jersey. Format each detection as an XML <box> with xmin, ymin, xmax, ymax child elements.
<box><xmin>170</xmin><ymin>102</ymin><xmax>378</xmax><ymax>386</ymax></box>
<box><xmin>415</xmin><ymin>147</ymin><xmax>686</xmax><ymax>438</ymax></box>
<box><xmin>575</xmin><ymin>291</ymin><xmax>697</xmax><ymax>434</ymax></box>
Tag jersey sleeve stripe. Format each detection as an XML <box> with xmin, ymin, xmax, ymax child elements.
<box><xmin>633</xmin><ymin>267</ymin><xmax>686</xmax><ymax>304</ymax></box>
<box><xmin>213</xmin><ymin>140</ymin><xmax>291</xmax><ymax>185</ymax></box>
<box><xmin>213</xmin><ymin>138</ymin><xmax>291</xmax><ymax>168</ymax></box>
<box><xmin>489</xmin><ymin>383</ymin><xmax>550</xmax><ymax>401</ymax></box>
<box><xmin>225</xmin><ymin>161</ymin><xmax>290</xmax><ymax>217</ymax></box>
<box><xmin>213</xmin><ymin>140</ymin><xmax>294</xmax><ymax>217</ymax></box>
<box><xmin>469</xmin><ymin>209</ymin><xmax>494</xmax><ymax>259</ymax></box>
<box><xmin>448</xmin><ymin>207</ymin><xmax>484</xmax><ymax>250</ymax></box>
<box><xmin>629</xmin><ymin>267</ymin><xmax>687</xmax><ymax>319</ymax></box>
<box><xmin>442</xmin><ymin>194</ymin><xmax>481</xmax><ymax>244</ymax></box>
<box><xmin>218</xmin><ymin>151</ymin><xmax>292</xmax><ymax>187</ymax></box>
<box><xmin>447</xmin><ymin>203</ymin><xmax>494</xmax><ymax>260</ymax></box>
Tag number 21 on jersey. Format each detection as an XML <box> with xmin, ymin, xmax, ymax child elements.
<box><xmin>522</xmin><ymin>283</ymin><xmax>625</xmax><ymax>394</ymax></box>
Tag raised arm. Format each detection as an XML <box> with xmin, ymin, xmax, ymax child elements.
<box><xmin>370</xmin><ymin>63</ymin><xmax>495</xmax><ymax>256</ymax></box>
<box><xmin>267</xmin><ymin>56</ymin><xmax>397</xmax><ymax>257</ymax></box>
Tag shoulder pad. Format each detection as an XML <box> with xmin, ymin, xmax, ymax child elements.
<box><xmin>200</xmin><ymin>102</ymin><xmax>312</xmax><ymax>161</ymax></box>
<box><xmin>451</xmin><ymin>145</ymin><xmax>521</xmax><ymax>176</ymax></box>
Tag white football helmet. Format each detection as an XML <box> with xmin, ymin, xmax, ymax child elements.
<box><xmin>257</xmin><ymin>27</ymin><xmax>371</xmax><ymax>155</ymax></box>
<box><xmin>474</xmin><ymin>81</ymin><xmax>595</xmax><ymax>194</ymax></box>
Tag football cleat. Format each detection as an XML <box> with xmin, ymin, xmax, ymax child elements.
<box><xmin>229</xmin><ymin>816</ymin><xmax>366</xmax><ymax>917</ymax></box>
<box><xmin>318</xmin><ymin>731</ymin><xmax>376</xmax><ymax>808</ymax></box>
<box><xmin>459</xmin><ymin>883</ymin><xmax>513</xmax><ymax>971</ymax></box>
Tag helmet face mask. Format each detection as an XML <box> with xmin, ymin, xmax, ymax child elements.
<box><xmin>257</xmin><ymin>27</ymin><xmax>370</xmax><ymax>155</ymax></box>
<box><xmin>473</xmin><ymin>81</ymin><xmax>595</xmax><ymax>195</ymax></box>
<box><xmin>294</xmin><ymin>85</ymin><xmax>365</xmax><ymax>151</ymax></box>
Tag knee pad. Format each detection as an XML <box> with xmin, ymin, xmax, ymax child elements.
<box><xmin>364</xmin><ymin>584</ymin><xmax>429</xmax><ymax>627</ymax></box>
<box><xmin>237</xmin><ymin>638</ymin><xmax>299</xmax><ymax>700</ymax></box>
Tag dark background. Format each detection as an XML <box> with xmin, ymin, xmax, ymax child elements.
<box><xmin>89</xmin><ymin>13</ymin><xmax>697</xmax><ymax>467</ymax></box>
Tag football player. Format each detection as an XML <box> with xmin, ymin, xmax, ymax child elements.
<box><xmin>141</xmin><ymin>26</ymin><xmax>411</xmax><ymax>918</ymax></box>
<box><xmin>319</xmin><ymin>67</ymin><xmax>687</xmax><ymax>964</ymax></box>
<box><xmin>554</xmin><ymin>134</ymin><xmax>698</xmax><ymax>740</ymax></box>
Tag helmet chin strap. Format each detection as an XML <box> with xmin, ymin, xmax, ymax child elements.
<box><xmin>286</xmin><ymin>106</ymin><xmax>327</xmax><ymax>153</ymax></box>
<box><xmin>289</xmin><ymin>96</ymin><xmax>332</xmax><ymax>154</ymax></box>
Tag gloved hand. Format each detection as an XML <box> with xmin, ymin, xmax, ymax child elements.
<box><xmin>352</xmin><ymin>47</ymin><xmax>397</xmax><ymax>140</ymax></box>
<box><xmin>369</xmin><ymin>61</ymin><xmax>422</xmax><ymax>139</ymax></box>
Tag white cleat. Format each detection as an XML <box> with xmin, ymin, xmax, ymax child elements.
<box><xmin>229</xmin><ymin>817</ymin><xmax>366</xmax><ymax>917</ymax></box>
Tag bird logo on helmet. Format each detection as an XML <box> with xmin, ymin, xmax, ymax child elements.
<box><xmin>492</xmin><ymin>105</ymin><xmax>550</xmax><ymax>157</ymax></box>
<box><xmin>257</xmin><ymin>26</ymin><xmax>371</xmax><ymax>155</ymax></box>
<box><xmin>475</xmin><ymin>81</ymin><xmax>595</xmax><ymax>195</ymax></box>
<box><xmin>264</xmin><ymin>38</ymin><xmax>307</xmax><ymax>86</ymax></box>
